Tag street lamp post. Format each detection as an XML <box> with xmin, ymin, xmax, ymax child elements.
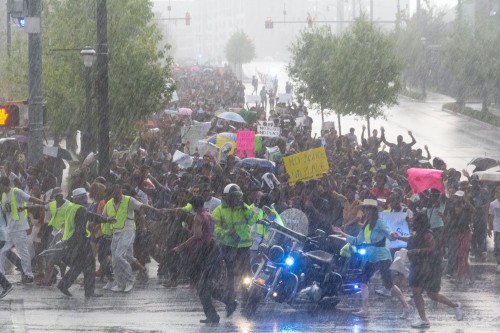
<box><xmin>80</xmin><ymin>46</ymin><xmax>96</xmax><ymax>158</ymax></box>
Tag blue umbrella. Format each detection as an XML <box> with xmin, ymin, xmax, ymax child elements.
<box><xmin>217</xmin><ymin>111</ymin><xmax>246</xmax><ymax>123</ymax></box>
<box><xmin>236</xmin><ymin>158</ymin><xmax>275</xmax><ymax>173</ymax></box>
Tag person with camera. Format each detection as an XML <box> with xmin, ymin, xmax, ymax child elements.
<box><xmin>0</xmin><ymin>176</ymin><xmax>46</xmax><ymax>284</ymax></box>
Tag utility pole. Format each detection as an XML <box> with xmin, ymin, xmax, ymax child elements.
<box><xmin>27</xmin><ymin>0</ymin><xmax>44</xmax><ymax>167</ymax></box>
<box><xmin>96</xmin><ymin>0</ymin><xmax>110</xmax><ymax>177</ymax></box>
<box><xmin>6</xmin><ymin>0</ymin><xmax>11</xmax><ymax>58</ymax></box>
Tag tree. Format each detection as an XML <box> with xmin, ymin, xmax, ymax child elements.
<box><xmin>288</xmin><ymin>26</ymin><xmax>336</xmax><ymax>127</ymax></box>
<box><xmin>225</xmin><ymin>31</ymin><xmax>255</xmax><ymax>80</ymax></box>
<box><xmin>328</xmin><ymin>17</ymin><xmax>402</xmax><ymax>133</ymax></box>
<box><xmin>42</xmin><ymin>0</ymin><xmax>173</xmax><ymax>148</ymax></box>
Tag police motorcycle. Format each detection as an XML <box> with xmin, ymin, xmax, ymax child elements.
<box><xmin>243</xmin><ymin>211</ymin><xmax>368</xmax><ymax>316</ymax></box>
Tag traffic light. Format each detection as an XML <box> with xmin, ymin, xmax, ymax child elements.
<box><xmin>185</xmin><ymin>12</ymin><xmax>191</xmax><ymax>26</ymax></box>
<box><xmin>265</xmin><ymin>17</ymin><xmax>274</xmax><ymax>29</ymax></box>
<box><xmin>0</xmin><ymin>105</ymin><xmax>20</xmax><ymax>127</ymax></box>
<box><xmin>306</xmin><ymin>14</ymin><xmax>313</xmax><ymax>28</ymax></box>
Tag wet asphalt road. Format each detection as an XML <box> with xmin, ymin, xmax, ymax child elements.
<box><xmin>1</xmin><ymin>262</ymin><xmax>499</xmax><ymax>333</ymax></box>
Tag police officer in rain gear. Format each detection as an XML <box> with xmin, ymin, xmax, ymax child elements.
<box><xmin>201</xmin><ymin>183</ymin><xmax>258</xmax><ymax>322</ymax></box>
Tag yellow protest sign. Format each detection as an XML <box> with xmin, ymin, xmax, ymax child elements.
<box><xmin>283</xmin><ymin>147</ymin><xmax>329</xmax><ymax>184</ymax></box>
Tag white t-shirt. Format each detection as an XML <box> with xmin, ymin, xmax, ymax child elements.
<box><xmin>204</xmin><ymin>197</ymin><xmax>221</xmax><ymax>213</ymax></box>
<box><xmin>3</xmin><ymin>188</ymin><xmax>31</xmax><ymax>232</ymax></box>
<box><xmin>104</xmin><ymin>196</ymin><xmax>143</xmax><ymax>232</ymax></box>
<box><xmin>489</xmin><ymin>199</ymin><xmax>500</xmax><ymax>232</ymax></box>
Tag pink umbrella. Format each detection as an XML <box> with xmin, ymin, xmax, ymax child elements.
<box><xmin>178</xmin><ymin>108</ymin><xmax>193</xmax><ymax>116</ymax></box>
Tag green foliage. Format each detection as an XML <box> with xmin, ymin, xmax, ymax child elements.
<box><xmin>0</xmin><ymin>32</ymin><xmax>29</xmax><ymax>100</ymax></box>
<box><xmin>225</xmin><ymin>31</ymin><xmax>256</xmax><ymax>65</ymax></box>
<box><xmin>329</xmin><ymin>18</ymin><xmax>401</xmax><ymax>120</ymax></box>
<box><xmin>42</xmin><ymin>0</ymin><xmax>173</xmax><ymax>141</ymax></box>
<box><xmin>288</xmin><ymin>26</ymin><xmax>335</xmax><ymax>113</ymax></box>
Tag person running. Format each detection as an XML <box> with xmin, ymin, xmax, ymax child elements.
<box><xmin>0</xmin><ymin>204</ymin><xmax>13</xmax><ymax>299</ymax></box>
<box><xmin>332</xmin><ymin>198</ymin><xmax>413</xmax><ymax>319</ymax></box>
<box><xmin>488</xmin><ymin>187</ymin><xmax>500</xmax><ymax>273</ymax></box>
<box><xmin>392</xmin><ymin>211</ymin><xmax>463</xmax><ymax>329</ymax></box>
<box><xmin>0</xmin><ymin>176</ymin><xmax>45</xmax><ymax>283</ymax></box>
<box><xmin>57</xmin><ymin>188</ymin><xmax>114</xmax><ymax>298</ymax></box>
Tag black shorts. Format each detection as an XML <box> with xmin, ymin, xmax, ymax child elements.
<box><xmin>409</xmin><ymin>260</ymin><xmax>442</xmax><ymax>293</ymax></box>
<box><xmin>361</xmin><ymin>259</ymin><xmax>393</xmax><ymax>290</ymax></box>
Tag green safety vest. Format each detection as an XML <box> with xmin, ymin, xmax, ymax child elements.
<box><xmin>212</xmin><ymin>202</ymin><xmax>258</xmax><ymax>248</ymax></box>
<box><xmin>256</xmin><ymin>205</ymin><xmax>283</xmax><ymax>238</ymax></box>
<box><xmin>62</xmin><ymin>203</ymin><xmax>87</xmax><ymax>240</ymax></box>
<box><xmin>1</xmin><ymin>188</ymin><xmax>27</xmax><ymax>221</ymax></box>
<box><xmin>104</xmin><ymin>196</ymin><xmax>133</xmax><ymax>232</ymax></box>
<box><xmin>364</xmin><ymin>224</ymin><xmax>372</xmax><ymax>244</ymax></box>
<box><xmin>48</xmin><ymin>200</ymin><xmax>69</xmax><ymax>230</ymax></box>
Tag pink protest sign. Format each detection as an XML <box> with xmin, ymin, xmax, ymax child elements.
<box><xmin>236</xmin><ymin>131</ymin><xmax>255</xmax><ymax>158</ymax></box>
<box><xmin>407</xmin><ymin>168</ymin><xmax>444</xmax><ymax>193</ymax></box>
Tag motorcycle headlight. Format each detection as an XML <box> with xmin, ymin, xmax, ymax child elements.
<box><xmin>242</xmin><ymin>276</ymin><xmax>252</xmax><ymax>286</ymax></box>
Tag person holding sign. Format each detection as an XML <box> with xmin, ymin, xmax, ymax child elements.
<box><xmin>391</xmin><ymin>212</ymin><xmax>463</xmax><ymax>329</ymax></box>
<box><xmin>332</xmin><ymin>199</ymin><xmax>412</xmax><ymax>319</ymax></box>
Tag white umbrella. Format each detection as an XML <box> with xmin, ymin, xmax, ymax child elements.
<box><xmin>217</xmin><ymin>111</ymin><xmax>246</xmax><ymax>123</ymax></box>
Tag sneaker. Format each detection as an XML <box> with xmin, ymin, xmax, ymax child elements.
<box><xmin>110</xmin><ymin>284</ymin><xmax>124</xmax><ymax>292</ymax></box>
<box><xmin>200</xmin><ymin>315</ymin><xmax>220</xmax><ymax>324</ymax></box>
<box><xmin>375</xmin><ymin>287</ymin><xmax>392</xmax><ymax>297</ymax></box>
<box><xmin>400</xmin><ymin>305</ymin><xmax>414</xmax><ymax>319</ymax></box>
<box><xmin>124</xmin><ymin>282</ymin><xmax>134</xmax><ymax>293</ymax></box>
<box><xmin>225</xmin><ymin>300</ymin><xmax>238</xmax><ymax>317</ymax></box>
<box><xmin>352</xmin><ymin>309</ymin><xmax>369</xmax><ymax>318</ymax></box>
<box><xmin>0</xmin><ymin>285</ymin><xmax>13</xmax><ymax>299</ymax></box>
<box><xmin>21</xmin><ymin>276</ymin><xmax>34</xmax><ymax>284</ymax></box>
<box><xmin>496</xmin><ymin>265</ymin><xmax>500</xmax><ymax>274</ymax></box>
<box><xmin>411</xmin><ymin>319</ymin><xmax>430</xmax><ymax>328</ymax></box>
<box><xmin>454</xmin><ymin>302</ymin><xmax>463</xmax><ymax>321</ymax></box>
<box><xmin>102</xmin><ymin>281</ymin><xmax>114</xmax><ymax>290</ymax></box>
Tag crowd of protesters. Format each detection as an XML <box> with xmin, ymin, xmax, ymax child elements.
<box><xmin>0</xmin><ymin>65</ymin><xmax>498</xmax><ymax>328</ymax></box>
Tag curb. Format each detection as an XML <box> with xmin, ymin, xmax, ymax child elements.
<box><xmin>441</xmin><ymin>107</ymin><xmax>500</xmax><ymax>131</ymax></box>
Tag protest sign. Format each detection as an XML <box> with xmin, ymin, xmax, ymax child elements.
<box><xmin>322</xmin><ymin>121</ymin><xmax>336</xmax><ymax>131</ymax></box>
<box><xmin>195</xmin><ymin>141</ymin><xmax>219</xmax><ymax>160</ymax></box>
<box><xmin>283</xmin><ymin>147</ymin><xmax>329</xmax><ymax>184</ymax></box>
<box><xmin>277</xmin><ymin>93</ymin><xmax>292</xmax><ymax>105</ymax></box>
<box><xmin>172</xmin><ymin>150</ymin><xmax>193</xmax><ymax>169</ymax></box>
<box><xmin>379</xmin><ymin>212</ymin><xmax>410</xmax><ymax>249</ymax></box>
<box><xmin>265</xmin><ymin>146</ymin><xmax>282</xmax><ymax>162</ymax></box>
<box><xmin>246</xmin><ymin>95</ymin><xmax>260</xmax><ymax>104</ymax></box>
<box><xmin>236</xmin><ymin>131</ymin><xmax>255</xmax><ymax>158</ymax></box>
<box><xmin>257</xmin><ymin>121</ymin><xmax>281</xmax><ymax>137</ymax></box>
<box><xmin>181</xmin><ymin>122</ymin><xmax>211</xmax><ymax>154</ymax></box>
<box><xmin>407</xmin><ymin>168</ymin><xmax>444</xmax><ymax>193</ymax></box>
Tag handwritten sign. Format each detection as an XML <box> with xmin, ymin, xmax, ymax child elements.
<box><xmin>283</xmin><ymin>147</ymin><xmax>329</xmax><ymax>184</ymax></box>
<box><xmin>236</xmin><ymin>131</ymin><xmax>255</xmax><ymax>158</ymax></box>
<box><xmin>379</xmin><ymin>212</ymin><xmax>409</xmax><ymax>249</ymax></box>
<box><xmin>257</xmin><ymin>121</ymin><xmax>281</xmax><ymax>137</ymax></box>
<box><xmin>172</xmin><ymin>150</ymin><xmax>193</xmax><ymax>169</ymax></box>
<box><xmin>246</xmin><ymin>95</ymin><xmax>261</xmax><ymax>104</ymax></box>
<box><xmin>181</xmin><ymin>122</ymin><xmax>212</xmax><ymax>154</ymax></box>
<box><xmin>277</xmin><ymin>93</ymin><xmax>292</xmax><ymax>105</ymax></box>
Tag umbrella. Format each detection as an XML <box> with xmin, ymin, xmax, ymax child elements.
<box><xmin>207</xmin><ymin>132</ymin><xmax>237</xmax><ymax>144</ymax></box>
<box><xmin>474</xmin><ymin>168</ymin><xmax>500</xmax><ymax>182</ymax></box>
<box><xmin>38</xmin><ymin>240</ymin><xmax>67</xmax><ymax>263</ymax></box>
<box><xmin>178</xmin><ymin>107</ymin><xmax>193</xmax><ymax>116</ymax></box>
<box><xmin>145</xmin><ymin>120</ymin><xmax>157</xmax><ymax>127</ymax></box>
<box><xmin>467</xmin><ymin>157</ymin><xmax>499</xmax><ymax>172</ymax></box>
<box><xmin>217</xmin><ymin>111</ymin><xmax>246</xmax><ymax>123</ymax></box>
<box><xmin>43</xmin><ymin>146</ymin><xmax>75</xmax><ymax>161</ymax></box>
<box><xmin>10</xmin><ymin>135</ymin><xmax>28</xmax><ymax>143</ymax></box>
<box><xmin>236</xmin><ymin>158</ymin><xmax>275</xmax><ymax>173</ymax></box>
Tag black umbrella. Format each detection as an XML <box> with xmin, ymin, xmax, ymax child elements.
<box><xmin>43</xmin><ymin>146</ymin><xmax>75</xmax><ymax>161</ymax></box>
<box><xmin>467</xmin><ymin>157</ymin><xmax>499</xmax><ymax>172</ymax></box>
<box><xmin>235</xmin><ymin>158</ymin><xmax>275</xmax><ymax>173</ymax></box>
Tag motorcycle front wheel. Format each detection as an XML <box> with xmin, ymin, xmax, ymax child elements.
<box><xmin>243</xmin><ymin>284</ymin><xmax>265</xmax><ymax>317</ymax></box>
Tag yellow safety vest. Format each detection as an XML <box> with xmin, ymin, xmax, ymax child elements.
<box><xmin>213</xmin><ymin>203</ymin><xmax>258</xmax><ymax>248</ymax></box>
<box><xmin>62</xmin><ymin>203</ymin><xmax>91</xmax><ymax>241</ymax></box>
<box><xmin>104</xmin><ymin>196</ymin><xmax>132</xmax><ymax>232</ymax></box>
<box><xmin>48</xmin><ymin>200</ymin><xmax>69</xmax><ymax>230</ymax></box>
<box><xmin>364</xmin><ymin>224</ymin><xmax>372</xmax><ymax>244</ymax></box>
<box><xmin>1</xmin><ymin>188</ymin><xmax>27</xmax><ymax>221</ymax></box>
<box><xmin>256</xmin><ymin>206</ymin><xmax>283</xmax><ymax>237</ymax></box>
